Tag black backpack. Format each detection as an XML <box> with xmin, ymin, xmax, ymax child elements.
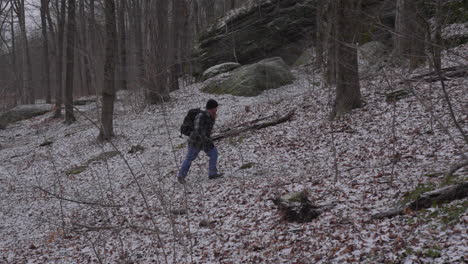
<box><xmin>180</xmin><ymin>108</ymin><xmax>202</xmax><ymax>136</ymax></box>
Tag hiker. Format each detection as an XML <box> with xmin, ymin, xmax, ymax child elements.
<box><xmin>177</xmin><ymin>99</ymin><xmax>223</xmax><ymax>184</ymax></box>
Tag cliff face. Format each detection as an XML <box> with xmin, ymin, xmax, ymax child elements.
<box><xmin>192</xmin><ymin>0</ymin><xmax>397</xmax><ymax>74</ymax></box>
<box><xmin>193</xmin><ymin>0</ymin><xmax>317</xmax><ymax>74</ymax></box>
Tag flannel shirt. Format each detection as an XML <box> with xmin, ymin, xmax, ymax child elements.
<box><xmin>188</xmin><ymin>111</ymin><xmax>215</xmax><ymax>150</ymax></box>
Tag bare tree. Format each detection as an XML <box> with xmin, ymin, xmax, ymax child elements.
<box><xmin>330</xmin><ymin>0</ymin><xmax>362</xmax><ymax>120</ymax></box>
<box><xmin>99</xmin><ymin>0</ymin><xmax>117</xmax><ymax>140</ymax></box>
<box><xmin>9</xmin><ymin>5</ymin><xmax>22</xmax><ymax>103</ymax></box>
<box><xmin>12</xmin><ymin>0</ymin><xmax>34</xmax><ymax>104</ymax></box>
<box><xmin>53</xmin><ymin>0</ymin><xmax>67</xmax><ymax>118</ymax></box>
<box><xmin>202</xmin><ymin>0</ymin><xmax>215</xmax><ymax>27</ymax></box>
<box><xmin>394</xmin><ymin>0</ymin><xmax>426</xmax><ymax>69</ymax></box>
<box><xmin>431</xmin><ymin>0</ymin><xmax>443</xmax><ymax>72</ymax></box>
<box><xmin>168</xmin><ymin>0</ymin><xmax>182</xmax><ymax>92</ymax></box>
<box><xmin>324</xmin><ymin>1</ymin><xmax>337</xmax><ymax>86</ymax></box>
<box><xmin>64</xmin><ymin>0</ymin><xmax>77</xmax><ymax>124</ymax></box>
<box><xmin>78</xmin><ymin>0</ymin><xmax>92</xmax><ymax>95</ymax></box>
<box><xmin>145</xmin><ymin>0</ymin><xmax>170</xmax><ymax>104</ymax></box>
<box><xmin>129</xmin><ymin>0</ymin><xmax>144</xmax><ymax>87</ymax></box>
<box><xmin>118</xmin><ymin>0</ymin><xmax>127</xmax><ymax>90</ymax></box>
<box><xmin>40</xmin><ymin>0</ymin><xmax>51</xmax><ymax>103</ymax></box>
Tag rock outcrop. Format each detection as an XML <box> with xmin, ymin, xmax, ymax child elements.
<box><xmin>202</xmin><ymin>57</ymin><xmax>294</xmax><ymax>97</ymax></box>
<box><xmin>193</xmin><ymin>0</ymin><xmax>316</xmax><ymax>74</ymax></box>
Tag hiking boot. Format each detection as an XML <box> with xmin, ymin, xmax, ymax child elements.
<box><xmin>209</xmin><ymin>173</ymin><xmax>224</xmax><ymax>180</ymax></box>
<box><xmin>177</xmin><ymin>176</ymin><xmax>186</xmax><ymax>184</ymax></box>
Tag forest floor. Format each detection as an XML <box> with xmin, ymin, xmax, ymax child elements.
<box><xmin>1</xmin><ymin>44</ymin><xmax>467</xmax><ymax>263</ymax></box>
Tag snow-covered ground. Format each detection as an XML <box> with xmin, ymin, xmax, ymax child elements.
<box><xmin>1</xmin><ymin>43</ymin><xmax>467</xmax><ymax>263</ymax></box>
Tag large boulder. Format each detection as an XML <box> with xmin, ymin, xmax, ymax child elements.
<box><xmin>193</xmin><ymin>0</ymin><xmax>316</xmax><ymax>74</ymax></box>
<box><xmin>202</xmin><ymin>62</ymin><xmax>241</xmax><ymax>80</ymax></box>
<box><xmin>0</xmin><ymin>104</ymin><xmax>52</xmax><ymax>129</ymax></box>
<box><xmin>202</xmin><ymin>57</ymin><xmax>294</xmax><ymax>97</ymax></box>
<box><xmin>359</xmin><ymin>41</ymin><xmax>388</xmax><ymax>65</ymax></box>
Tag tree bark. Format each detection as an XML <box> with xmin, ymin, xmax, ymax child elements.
<box><xmin>324</xmin><ymin>1</ymin><xmax>337</xmax><ymax>86</ymax></box>
<box><xmin>41</xmin><ymin>0</ymin><xmax>51</xmax><ymax>104</ymax></box>
<box><xmin>64</xmin><ymin>0</ymin><xmax>77</xmax><ymax>124</ymax></box>
<box><xmin>432</xmin><ymin>0</ymin><xmax>443</xmax><ymax>72</ymax></box>
<box><xmin>14</xmin><ymin>0</ymin><xmax>34</xmax><ymax>104</ymax></box>
<box><xmin>10</xmin><ymin>7</ymin><xmax>22</xmax><ymax>104</ymax></box>
<box><xmin>53</xmin><ymin>0</ymin><xmax>67</xmax><ymax>118</ymax></box>
<box><xmin>169</xmin><ymin>0</ymin><xmax>181</xmax><ymax>92</ymax></box>
<box><xmin>99</xmin><ymin>0</ymin><xmax>117</xmax><ymax>140</ymax></box>
<box><xmin>130</xmin><ymin>0</ymin><xmax>144</xmax><ymax>87</ymax></box>
<box><xmin>330</xmin><ymin>0</ymin><xmax>362</xmax><ymax>120</ymax></box>
<box><xmin>118</xmin><ymin>0</ymin><xmax>128</xmax><ymax>90</ymax></box>
<box><xmin>79</xmin><ymin>0</ymin><xmax>92</xmax><ymax>95</ymax></box>
<box><xmin>372</xmin><ymin>182</ymin><xmax>468</xmax><ymax>219</ymax></box>
<box><xmin>314</xmin><ymin>0</ymin><xmax>325</xmax><ymax>70</ymax></box>
<box><xmin>145</xmin><ymin>0</ymin><xmax>170</xmax><ymax>104</ymax></box>
<box><xmin>202</xmin><ymin>0</ymin><xmax>215</xmax><ymax>27</ymax></box>
<box><xmin>394</xmin><ymin>0</ymin><xmax>426</xmax><ymax>70</ymax></box>
<box><xmin>88</xmin><ymin>0</ymin><xmax>97</xmax><ymax>94</ymax></box>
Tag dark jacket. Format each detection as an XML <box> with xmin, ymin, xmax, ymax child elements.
<box><xmin>188</xmin><ymin>110</ymin><xmax>215</xmax><ymax>150</ymax></box>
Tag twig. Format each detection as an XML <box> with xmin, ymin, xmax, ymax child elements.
<box><xmin>34</xmin><ymin>186</ymin><xmax>122</xmax><ymax>208</ymax></box>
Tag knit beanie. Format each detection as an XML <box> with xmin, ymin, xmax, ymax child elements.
<box><xmin>206</xmin><ymin>99</ymin><xmax>219</xmax><ymax>110</ymax></box>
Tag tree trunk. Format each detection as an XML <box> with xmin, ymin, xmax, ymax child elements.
<box><xmin>99</xmin><ymin>0</ymin><xmax>117</xmax><ymax>140</ymax></box>
<box><xmin>230</xmin><ymin>0</ymin><xmax>236</xmax><ymax>10</ymax></box>
<box><xmin>169</xmin><ymin>0</ymin><xmax>181</xmax><ymax>91</ymax></box>
<box><xmin>64</xmin><ymin>0</ymin><xmax>77</xmax><ymax>124</ymax></box>
<box><xmin>10</xmin><ymin>7</ymin><xmax>22</xmax><ymax>104</ymax></box>
<box><xmin>192</xmin><ymin>0</ymin><xmax>200</xmax><ymax>36</ymax></box>
<box><xmin>41</xmin><ymin>0</ymin><xmax>51</xmax><ymax>104</ymax></box>
<box><xmin>88</xmin><ymin>0</ymin><xmax>98</xmax><ymax>95</ymax></box>
<box><xmin>330</xmin><ymin>0</ymin><xmax>362</xmax><ymax>120</ymax></box>
<box><xmin>118</xmin><ymin>0</ymin><xmax>128</xmax><ymax>90</ymax></box>
<box><xmin>324</xmin><ymin>1</ymin><xmax>337</xmax><ymax>86</ymax></box>
<box><xmin>54</xmin><ymin>0</ymin><xmax>67</xmax><ymax>118</ymax></box>
<box><xmin>79</xmin><ymin>0</ymin><xmax>93</xmax><ymax>95</ymax></box>
<box><xmin>315</xmin><ymin>0</ymin><xmax>325</xmax><ymax>70</ymax></box>
<box><xmin>432</xmin><ymin>0</ymin><xmax>443</xmax><ymax>72</ymax></box>
<box><xmin>131</xmin><ymin>0</ymin><xmax>145</xmax><ymax>87</ymax></box>
<box><xmin>145</xmin><ymin>0</ymin><xmax>170</xmax><ymax>104</ymax></box>
<box><xmin>202</xmin><ymin>0</ymin><xmax>215</xmax><ymax>27</ymax></box>
<box><xmin>14</xmin><ymin>0</ymin><xmax>34</xmax><ymax>104</ymax></box>
<box><xmin>394</xmin><ymin>0</ymin><xmax>426</xmax><ymax>69</ymax></box>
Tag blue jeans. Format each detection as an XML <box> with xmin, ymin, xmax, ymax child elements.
<box><xmin>178</xmin><ymin>145</ymin><xmax>218</xmax><ymax>179</ymax></box>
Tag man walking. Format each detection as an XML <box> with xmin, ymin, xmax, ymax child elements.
<box><xmin>177</xmin><ymin>99</ymin><xmax>223</xmax><ymax>184</ymax></box>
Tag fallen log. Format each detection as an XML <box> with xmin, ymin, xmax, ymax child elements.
<box><xmin>399</xmin><ymin>65</ymin><xmax>468</xmax><ymax>84</ymax></box>
<box><xmin>372</xmin><ymin>182</ymin><xmax>468</xmax><ymax>219</ymax></box>
<box><xmin>212</xmin><ymin>109</ymin><xmax>295</xmax><ymax>141</ymax></box>
<box><xmin>445</xmin><ymin>159</ymin><xmax>468</xmax><ymax>178</ymax></box>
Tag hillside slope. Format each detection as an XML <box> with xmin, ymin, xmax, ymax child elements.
<box><xmin>0</xmin><ymin>44</ymin><xmax>467</xmax><ymax>263</ymax></box>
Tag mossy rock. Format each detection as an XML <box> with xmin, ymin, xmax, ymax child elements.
<box><xmin>280</xmin><ymin>189</ymin><xmax>311</xmax><ymax>203</ymax></box>
<box><xmin>443</xmin><ymin>0</ymin><xmax>468</xmax><ymax>24</ymax></box>
<box><xmin>424</xmin><ymin>248</ymin><xmax>441</xmax><ymax>259</ymax></box>
<box><xmin>66</xmin><ymin>165</ymin><xmax>88</xmax><ymax>175</ymax></box>
<box><xmin>202</xmin><ymin>57</ymin><xmax>294</xmax><ymax>97</ymax></box>
<box><xmin>239</xmin><ymin>162</ymin><xmax>255</xmax><ymax>170</ymax></box>
<box><xmin>88</xmin><ymin>151</ymin><xmax>120</xmax><ymax>164</ymax></box>
<box><xmin>293</xmin><ymin>49</ymin><xmax>313</xmax><ymax>67</ymax></box>
<box><xmin>175</xmin><ymin>143</ymin><xmax>186</xmax><ymax>149</ymax></box>
<box><xmin>202</xmin><ymin>62</ymin><xmax>241</xmax><ymax>80</ymax></box>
